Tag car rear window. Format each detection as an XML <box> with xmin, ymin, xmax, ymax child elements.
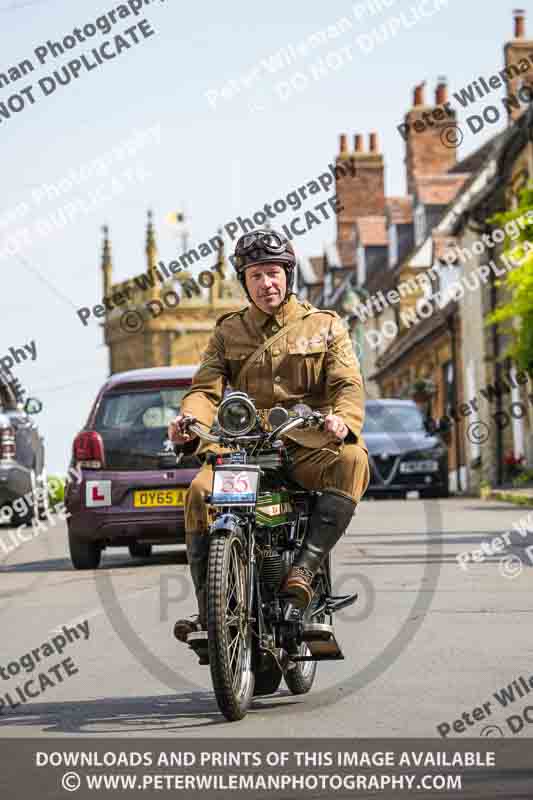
<box><xmin>94</xmin><ymin>387</ymin><xmax>188</xmax><ymax>470</ymax></box>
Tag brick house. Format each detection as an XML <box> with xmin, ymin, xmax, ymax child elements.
<box><xmin>301</xmin><ymin>9</ymin><xmax>533</xmax><ymax>492</ymax></box>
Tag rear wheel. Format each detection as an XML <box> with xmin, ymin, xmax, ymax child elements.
<box><xmin>253</xmin><ymin>652</ymin><xmax>283</xmax><ymax>697</ymax></box>
<box><xmin>284</xmin><ymin>647</ymin><xmax>317</xmax><ymax>695</ymax></box>
<box><xmin>128</xmin><ymin>542</ymin><xmax>152</xmax><ymax>559</ymax></box>
<box><xmin>207</xmin><ymin>531</ymin><xmax>255</xmax><ymax>721</ymax></box>
<box><xmin>284</xmin><ymin>567</ymin><xmax>328</xmax><ymax>696</ymax></box>
<box><xmin>69</xmin><ymin>533</ymin><xmax>102</xmax><ymax>570</ymax></box>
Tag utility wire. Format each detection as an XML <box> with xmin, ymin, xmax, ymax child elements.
<box><xmin>15</xmin><ymin>253</ymin><xmax>80</xmax><ymax>310</ymax></box>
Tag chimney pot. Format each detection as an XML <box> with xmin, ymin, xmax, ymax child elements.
<box><xmin>413</xmin><ymin>82</ymin><xmax>426</xmax><ymax>106</ymax></box>
<box><xmin>339</xmin><ymin>133</ymin><xmax>348</xmax><ymax>153</ymax></box>
<box><xmin>369</xmin><ymin>132</ymin><xmax>378</xmax><ymax>153</ymax></box>
<box><xmin>435</xmin><ymin>78</ymin><xmax>448</xmax><ymax>105</ymax></box>
<box><xmin>354</xmin><ymin>133</ymin><xmax>364</xmax><ymax>152</ymax></box>
<box><xmin>514</xmin><ymin>8</ymin><xmax>526</xmax><ymax>38</ymax></box>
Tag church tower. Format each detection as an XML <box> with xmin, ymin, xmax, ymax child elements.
<box><xmin>101</xmin><ymin>213</ymin><xmax>245</xmax><ymax>375</ymax></box>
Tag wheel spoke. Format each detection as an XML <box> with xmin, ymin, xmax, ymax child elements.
<box><xmin>228</xmin><ymin>632</ymin><xmax>241</xmax><ymax>676</ymax></box>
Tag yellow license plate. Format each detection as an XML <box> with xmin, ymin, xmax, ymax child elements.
<box><xmin>133</xmin><ymin>488</ymin><xmax>186</xmax><ymax>508</ymax></box>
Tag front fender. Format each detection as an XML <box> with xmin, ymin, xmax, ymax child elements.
<box><xmin>210</xmin><ymin>513</ymin><xmax>243</xmax><ymax>537</ymax></box>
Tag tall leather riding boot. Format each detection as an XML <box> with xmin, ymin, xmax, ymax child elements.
<box><xmin>283</xmin><ymin>492</ymin><xmax>356</xmax><ymax>610</ymax></box>
<box><xmin>174</xmin><ymin>534</ymin><xmax>209</xmax><ymax>642</ymax></box>
<box><xmin>189</xmin><ymin>534</ymin><xmax>209</xmax><ymax>626</ymax></box>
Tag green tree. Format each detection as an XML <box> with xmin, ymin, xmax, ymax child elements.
<box><xmin>486</xmin><ymin>185</ymin><xmax>533</xmax><ymax>375</ymax></box>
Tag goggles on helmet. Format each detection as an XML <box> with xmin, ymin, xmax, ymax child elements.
<box><xmin>234</xmin><ymin>230</ymin><xmax>294</xmax><ymax>272</ymax></box>
<box><xmin>238</xmin><ymin>230</ymin><xmax>286</xmax><ymax>254</ymax></box>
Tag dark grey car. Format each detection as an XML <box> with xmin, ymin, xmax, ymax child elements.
<box><xmin>363</xmin><ymin>399</ymin><xmax>450</xmax><ymax>498</ymax></box>
<box><xmin>0</xmin><ymin>369</ymin><xmax>47</xmax><ymax>524</ymax></box>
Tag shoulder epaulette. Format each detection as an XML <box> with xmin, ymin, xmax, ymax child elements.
<box><xmin>305</xmin><ymin>306</ymin><xmax>338</xmax><ymax>318</ymax></box>
<box><xmin>215</xmin><ymin>306</ymin><xmax>248</xmax><ymax>326</ymax></box>
<box><xmin>300</xmin><ymin>300</ymin><xmax>338</xmax><ymax>318</ymax></box>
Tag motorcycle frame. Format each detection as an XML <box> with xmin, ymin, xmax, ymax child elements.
<box><xmin>208</xmin><ymin>459</ymin><xmax>333</xmax><ymax>661</ymax></box>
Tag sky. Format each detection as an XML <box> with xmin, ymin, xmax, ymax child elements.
<box><xmin>0</xmin><ymin>0</ymin><xmax>526</xmax><ymax>471</ymax></box>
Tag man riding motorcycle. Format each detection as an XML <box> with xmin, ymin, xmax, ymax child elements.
<box><xmin>168</xmin><ymin>229</ymin><xmax>370</xmax><ymax>646</ymax></box>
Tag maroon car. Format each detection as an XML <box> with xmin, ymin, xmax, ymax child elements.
<box><xmin>65</xmin><ymin>366</ymin><xmax>200</xmax><ymax>569</ymax></box>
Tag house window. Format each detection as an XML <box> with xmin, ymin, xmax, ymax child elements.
<box><xmin>414</xmin><ymin>204</ymin><xmax>426</xmax><ymax>246</ymax></box>
<box><xmin>388</xmin><ymin>224</ymin><xmax>398</xmax><ymax>269</ymax></box>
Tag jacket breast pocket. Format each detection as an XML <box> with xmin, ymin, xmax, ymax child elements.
<box><xmin>287</xmin><ymin>340</ymin><xmax>327</xmax><ymax>393</ymax></box>
<box><xmin>225</xmin><ymin>347</ymin><xmax>265</xmax><ymax>396</ymax></box>
<box><xmin>225</xmin><ymin>348</ymin><xmax>247</xmax><ymax>388</ymax></box>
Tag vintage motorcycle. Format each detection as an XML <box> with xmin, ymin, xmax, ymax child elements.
<box><xmin>181</xmin><ymin>391</ymin><xmax>358</xmax><ymax>722</ymax></box>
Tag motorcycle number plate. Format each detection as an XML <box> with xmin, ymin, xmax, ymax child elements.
<box><xmin>211</xmin><ymin>466</ymin><xmax>259</xmax><ymax>505</ymax></box>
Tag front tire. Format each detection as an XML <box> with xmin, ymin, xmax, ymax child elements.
<box><xmin>69</xmin><ymin>533</ymin><xmax>102</xmax><ymax>570</ymax></box>
<box><xmin>207</xmin><ymin>531</ymin><xmax>255</xmax><ymax>721</ymax></box>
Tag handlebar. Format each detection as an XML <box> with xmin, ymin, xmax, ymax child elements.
<box><xmin>179</xmin><ymin>411</ymin><xmax>324</xmax><ymax>446</ymax></box>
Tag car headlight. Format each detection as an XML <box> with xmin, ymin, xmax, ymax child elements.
<box><xmin>216</xmin><ymin>392</ymin><xmax>257</xmax><ymax>436</ymax></box>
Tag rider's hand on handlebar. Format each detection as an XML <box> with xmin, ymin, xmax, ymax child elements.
<box><xmin>168</xmin><ymin>414</ymin><xmax>198</xmax><ymax>445</ymax></box>
<box><xmin>324</xmin><ymin>414</ymin><xmax>349</xmax><ymax>441</ymax></box>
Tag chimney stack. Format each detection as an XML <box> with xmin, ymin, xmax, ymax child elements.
<box><xmin>339</xmin><ymin>133</ymin><xmax>348</xmax><ymax>154</ymax></box>
<box><xmin>505</xmin><ymin>9</ymin><xmax>533</xmax><ymax>120</ymax></box>
<box><xmin>413</xmin><ymin>82</ymin><xmax>425</xmax><ymax>106</ymax></box>
<box><xmin>335</xmin><ymin>131</ymin><xmax>385</xmax><ymax>243</ymax></box>
<box><xmin>435</xmin><ymin>77</ymin><xmax>448</xmax><ymax>105</ymax></box>
<box><xmin>514</xmin><ymin>8</ymin><xmax>525</xmax><ymax>38</ymax></box>
<box><xmin>403</xmin><ymin>83</ymin><xmax>457</xmax><ymax>196</ymax></box>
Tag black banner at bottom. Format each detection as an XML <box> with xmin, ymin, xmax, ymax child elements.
<box><xmin>0</xmin><ymin>738</ymin><xmax>532</xmax><ymax>799</ymax></box>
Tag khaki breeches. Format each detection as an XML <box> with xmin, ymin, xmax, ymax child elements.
<box><xmin>184</xmin><ymin>442</ymin><xmax>370</xmax><ymax>540</ymax></box>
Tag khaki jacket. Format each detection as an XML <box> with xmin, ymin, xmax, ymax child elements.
<box><xmin>180</xmin><ymin>294</ymin><xmax>367</xmax><ymax>452</ymax></box>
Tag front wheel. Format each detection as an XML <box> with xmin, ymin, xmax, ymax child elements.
<box><xmin>207</xmin><ymin>531</ymin><xmax>255</xmax><ymax>721</ymax></box>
